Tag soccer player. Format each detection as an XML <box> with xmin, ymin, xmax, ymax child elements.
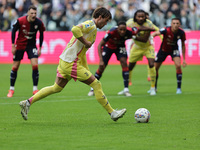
<box><xmin>88</xmin><ymin>21</ymin><xmax>155</xmax><ymax>97</ymax></box>
<box><xmin>19</xmin><ymin>7</ymin><xmax>126</xmax><ymax>122</ymax></box>
<box><xmin>152</xmin><ymin>18</ymin><xmax>187</xmax><ymax>94</ymax></box>
<box><xmin>126</xmin><ymin>9</ymin><xmax>157</xmax><ymax>95</ymax></box>
<box><xmin>7</xmin><ymin>5</ymin><xmax>45</xmax><ymax>97</ymax></box>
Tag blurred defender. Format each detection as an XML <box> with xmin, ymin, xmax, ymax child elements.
<box><xmin>7</xmin><ymin>5</ymin><xmax>45</xmax><ymax>97</ymax></box>
<box><xmin>152</xmin><ymin>18</ymin><xmax>187</xmax><ymax>94</ymax></box>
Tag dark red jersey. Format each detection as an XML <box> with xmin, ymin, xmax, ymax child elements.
<box><xmin>159</xmin><ymin>26</ymin><xmax>186</xmax><ymax>52</ymax></box>
<box><xmin>103</xmin><ymin>27</ymin><xmax>138</xmax><ymax>49</ymax></box>
<box><xmin>12</xmin><ymin>16</ymin><xmax>45</xmax><ymax>50</ymax></box>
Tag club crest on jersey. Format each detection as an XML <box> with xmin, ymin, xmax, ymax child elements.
<box><xmin>85</xmin><ymin>24</ymin><xmax>90</xmax><ymax>28</ymax></box>
<box><xmin>34</xmin><ymin>25</ymin><xmax>38</xmax><ymax>29</ymax></box>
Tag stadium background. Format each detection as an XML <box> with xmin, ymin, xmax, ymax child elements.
<box><xmin>0</xmin><ymin>0</ymin><xmax>200</xmax><ymax>65</ymax></box>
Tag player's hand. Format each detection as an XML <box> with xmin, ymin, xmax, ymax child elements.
<box><xmin>11</xmin><ymin>44</ymin><xmax>16</xmax><ymax>55</ymax></box>
<box><xmin>85</xmin><ymin>41</ymin><xmax>93</xmax><ymax>48</ymax></box>
<box><xmin>38</xmin><ymin>47</ymin><xmax>42</xmax><ymax>57</ymax></box>
<box><xmin>182</xmin><ymin>60</ymin><xmax>187</xmax><ymax>67</ymax></box>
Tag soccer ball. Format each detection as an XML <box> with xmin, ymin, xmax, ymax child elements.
<box><xmin>134</xmin><ymin>108</ymin><xmax>151</xmax><ymax>123</ymax></box>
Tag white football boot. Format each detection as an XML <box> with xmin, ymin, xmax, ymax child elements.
<box><xmin>118</xmin><ymin>88</ymin><xmax>132</xmax><ymax>97</ymax></box>
<box><xmin>176</xmin><ymin>88</ymin><xmax>182</xmax><ymax>94</ymax></box>
<box><xmin>149</xmin><ymin>87</ymin><xmax>156</xmax><ymax>96</ymax></box>
<box><xmin>111</xmin><ymin>108</ymin><xmax>127</xmax><ymax>121</ymax></box>
<box><xmin>19</xmin><ymin>100</ymin><xmax>30</xmax><ymax>120</ymax></box>
<box><xmin>88</xmin><ymin>90</ymin><xmax>94</xmax><ymax>96</ymax></box>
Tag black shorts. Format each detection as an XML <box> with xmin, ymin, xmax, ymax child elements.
<box><xmin>13</xmin><ymin>46</ymin><xmax>38</xmax><ymax>61</ymax></box>
<box><xmin>155</xmin><ymin>49</ymin><xmax>180</xmax><ymax>63</ymax></box>
<box><xmin>102</xmin><ymin>46</ymin><xmax>127</xmax><ymax>66</ymax></box>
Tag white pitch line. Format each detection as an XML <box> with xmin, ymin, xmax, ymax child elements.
<box><xmin>0</xmin><ymin>91</ymin><xmax>200</xmax><ymax>105</ymax></box>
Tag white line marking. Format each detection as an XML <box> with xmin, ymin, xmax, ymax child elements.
<box><xmin>0</xmin><ymin>91</ymin><xmax>199</xmax><ymax>105</ymax></box>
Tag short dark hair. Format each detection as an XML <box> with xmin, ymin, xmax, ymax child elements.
<box><xmin>92</xmin><ymin>7</ymin><xmax>112</xmax><ymax>20</ymax></box>
<box><xmin>133</xmin><ymin>9</ymin><xmax>146</xmax><ymax>22</ymax></box>
<box><xmin>172</xmin><ymin>18</ymin><xmax>181</xmax><ymax>24</ymax></box>
<box><xmin>28</xmin><ymin>5</ymin><xmax>37</xmax><ymax>11</ymax></box>
<box><xmin>117</xmin><ymin>21</ymin><xmax>126</xmax><ymax>26</ymax></box>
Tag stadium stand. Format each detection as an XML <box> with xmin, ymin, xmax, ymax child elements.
<box><xmin>0</xmin><ymin>0</ymin><xmax>200</xmax><ymax>31</ymax></box>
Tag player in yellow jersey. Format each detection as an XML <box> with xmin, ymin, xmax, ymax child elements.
<box><xmin>19</xmin><ymin>7</ymin><xmax>126</xmax><ymax>122</ymax></box>
<box><xmin>126</xmin><ymin>9</ymin><xmax>157</xmax><ymax>95</ymax></box>
<box><xmin>145</xmin><ymin>12</ymin><xmax>163</xmax><ymax>84</ymax></box>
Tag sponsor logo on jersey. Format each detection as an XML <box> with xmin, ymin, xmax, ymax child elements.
<box><xmin>23</xmin><ymin>29</ymin><xmax>28</xmax><ymax>35</ymax></box>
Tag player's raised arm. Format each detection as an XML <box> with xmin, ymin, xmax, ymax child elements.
<box><xmin>138</xmin><ymin>26</ymin><xmax>155</xmax><ymax>32</ymax></box>
<box><xmin>133</xmin><ymin>31</ymin><xmax>151</xmax><ymax>43</ymax></box>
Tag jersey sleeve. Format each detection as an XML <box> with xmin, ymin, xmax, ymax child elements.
<box><xmin>159</xmin><ymin>27</ymin><xmax>166</xmax><ymax>35</ymax></box>
<box><xmin>12</xmin><ymin>20</ymin><xmax>20</xmax><ymax>44</ymax></box>
<box><xmin>39</xmin><ymin>21</ymin><xmax>45</xmax><ymax>32</ymax></box>
<box><xmin>81</xmin><ymin>21</ymin><xmax>95</xmax><ymax>33</ymax></box>
<box><xmin>181</xmin><ymin>30</ymin><xmax>186</xmax><ymax>42</ymax></box>
<box><xmin>103</xmin><ymin>31</ymin><xmax>111</xmax><ymax>42</ymax></box>
<box><xmin>131</xmin><ymin>27</ymin><xmax>139</xmax><ymax>35</ymax></box>
<box><xmin>12</xmin><ymin>19</ymin><xmax>20</xmax><ymax>31</ymax></box>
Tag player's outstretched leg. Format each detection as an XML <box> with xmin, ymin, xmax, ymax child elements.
<box><xmin>19</xmin><ymin>82</ymin><xmax>63</xmax><ymax>120</ymax></box>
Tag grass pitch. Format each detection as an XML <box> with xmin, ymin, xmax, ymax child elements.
<box><xmin>0</xmin><ymin>64</ymin><xmax>200</xmax><ymax>150</ymax></box>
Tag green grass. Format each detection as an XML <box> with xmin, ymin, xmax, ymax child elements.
<box><xmin>0</xmin><ymin>64</ymin><xmax>200</xmax><ymax>150</ymax></box>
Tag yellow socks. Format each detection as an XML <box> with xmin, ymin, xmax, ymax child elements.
<box><xmin>149</xmin><ymin>66</ymin><xmax>156</xmax><ymax>88</ymax></box>
<box><xmin>29</xmin><ymin>83</ymin><xmax>63</xmax><ymax>104</ymax></box>
<box><xmin>89</xmin><ymin>79</ymin><xmax>114</xmax><ymax>114</ymax></box>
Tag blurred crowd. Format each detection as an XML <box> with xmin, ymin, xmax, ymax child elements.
<box><xmin>0</xmin><ymin>0</ymin><xmax>200</xmax><ymax>31</ymax></box>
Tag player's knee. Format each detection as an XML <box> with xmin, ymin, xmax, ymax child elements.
<box><xmin>176</xmin><ymin>65</ymin><xmax>181</xmax><ymax>70</ymax></box>
<box><xmin>120</xmin><ymin>60</ymin><xmax>127</xmax><ymax>68</ymax></box>
<box><xmin>149</xmin><ymin>63</ymin><xmax>155</xmax><ymax>68</ymax></box>
<box><xmin>52</xmin><ymin>83</ymin><xmax>63</xmax><ymax>93</ymax></box>
<box><xmin>12</xmin><ymin>67</ymin><xmax>19</xmax><ymax>72</ymax></box>
<box><xmin>32</xmin><ymin>65</ymin><xmax>38</xmax><ymax>70</ymax></box>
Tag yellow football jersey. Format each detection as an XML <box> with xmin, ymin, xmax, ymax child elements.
<box><xmin>60</xmin><ymin>20</ymin><xmax>97</xmax><ymax>63</ymax></box>
<box><xmin>126</xmin><ymin>19</ymin><xmax>161</xmax><ymax>48</ymax></box>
